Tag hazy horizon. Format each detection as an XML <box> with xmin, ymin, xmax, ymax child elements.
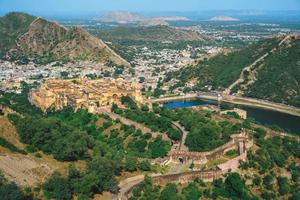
<box><xmin>1</xmin><ymin>0</ymin><xmax>300</xmax><ymax>17</ymax></box>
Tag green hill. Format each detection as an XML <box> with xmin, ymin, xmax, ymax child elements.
<box><xmin>167</xmin><ymin>35</ymin><xmax>300</xmax><ymax>107</ymax></box>
<box><xmin>169</xmin><ymin>37</ymin><xmax>281</xmax><ymax>89</ymax></box>
<box><xmin>244</xmin><ymin>36</ymin><xmax>300</xmax><ymax>107</ymax></box>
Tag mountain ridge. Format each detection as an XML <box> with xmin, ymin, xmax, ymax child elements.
<box><xmin>94</xmin><ymin>25</ymin><xmax>206</xmax><ymax>43</ymax></box>
<box><xmin>1</xmin><ymin>12</ymin><xmax>130</xmax><ymax>66</ymax></box>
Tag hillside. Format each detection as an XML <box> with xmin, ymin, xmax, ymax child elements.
<box><xmin>0</xmin><ymin>84</ymin><xmax>300</xmax><ymax>200</ymax></box>
<box><xmin>243</xmin><ymin>35</ymin><xmax>300</xmax><ymax>107</ymax></box>
<box><xmin>93</xmin><ymin>25</ymin><xmax>206</xmax><ymax>43</ymax></box>
<box><xmin>167</xmin><ymin>35</ymin><xmax>300</xmax><ymax>107</ymax></box>
<box><xmin>0</xmin><ymin>12</ymin><xmax>129</xmax><ymax>66</ymax></box>
<box><xmin>0</xmin><ymin>12</ymin><xmax>35</xmax><ymax>57</ymax></box>
<box><xmin>168</xmin><ymin>37</ymin><xmax>282</xmax><ymax>89</ymax></box>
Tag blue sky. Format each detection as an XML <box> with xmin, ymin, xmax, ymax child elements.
<box><xmin>1</xmin><ymin>0</ymin><xmax>300</xmax><ymax>14</ymax></box>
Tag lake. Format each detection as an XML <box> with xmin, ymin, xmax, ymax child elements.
<box><xmin>163</xmin><ymin>99</ymin><xmax>300</xmax><ymax>135</ymax></box>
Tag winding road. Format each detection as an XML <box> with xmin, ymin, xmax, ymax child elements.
<box><xmin>172</xmin><ymin>121</ymin><xmax>189</xmax><ymax>151</ymax></box>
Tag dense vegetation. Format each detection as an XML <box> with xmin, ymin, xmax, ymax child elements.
<box><xmin>239</xmin><ymin>127</ymin><xmax>300</xmax><ymax>199</ymax></box>
<box><xmin>129</xmin><ymin>123</ymin><xmax>300</xmax><ymax>200</ymax></box>
<box><xmin>0</xmin><ymin>86</ymin><xmax>159</xmax><ymax>198</ymax></box>
<box><xmin>42</xmin><ymin>158</ymin><xmax>121</xmax><ymax>199</ymax></box>
<box><xmin>244</xmin><ymin>37</ymin><xmax>300</xmax><ymax>107</ymax></box>
<box><xmin>1</xmin><ymin>83</ymin><xmax>300</xmax><ymax>199</ymax></box>
<box><xmin>10</xmin><ymin>114</ymin><xmax>95</xmax><ymax>161</ymax></box>
<box><xmin>180</xmin><ymin>111</ymin><xmax>241</xmax><ymax>152</ymax></box>
<box><xmin>129</xmin><ymin>173</ymin><xmax>257</xmax><ymax>200</ymax></box>
<box><xmin>166</xmin><ymin>37</ymin><xmax>281</xmax><ymax>90</ymax></box>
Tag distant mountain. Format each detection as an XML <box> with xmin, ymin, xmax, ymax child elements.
<box><xmin>210</xmin><ymin>16</ymin><xmax>240</xmax><ymax>21</ymax></box>
<box><xmin>95</xmin><ymin>11</ymin><xmax>190</xmax><ymax>26</ymax></box>
<box><xmin>0</xmin><ymin>12</ymin><xmax>130</xmax><ymax>66</ymax></box>
<box><xmin>139</xmin><ymin>19</ymin><xmax>169</xmax><ymax>27</ymax></box>
<box><xmin>96</xmin><ymin>11</ymin><xmax>146</xmax><ymax>24</ymax></box>
<box><xmin>94</xmin><ymin>25</ymin><xmax>206</xmax><ymax>43</ymax></box>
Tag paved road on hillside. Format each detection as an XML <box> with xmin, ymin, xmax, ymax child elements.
<box><xmin>172</xmin><ymin>121</ymin><xmax>189</xmax><ymax>151</ymax></box>
<box><xmin>225</xmin><ymin>35</ymin><xmax>290</xmax><ymax>95</ymax></box>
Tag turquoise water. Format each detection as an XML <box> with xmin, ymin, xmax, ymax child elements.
<box><xmin>163</xmin><ymin>99</ymin><xmax>300</xmax><ymax>135</ymax></box>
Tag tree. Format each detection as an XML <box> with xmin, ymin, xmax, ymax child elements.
<box><xmin>73</xmin><ymin>172</ymin><xmax>99</xmax><ymax>198</ymax></box>
<box><xmin>121</xmin><ymin>96</ymin><xmax>138</xmax><ymax>110</ymax></box>
<box><xmin>224</xmin><ymin>173</ymin><xmax>250</xmax><ymax>200</ymax></box>
<box><xmin>138</xmin><ymin>160</ymin><xmax>151</xmax><ymax>171</ymax></box>
<box><xmin>253</xmin><ymin>176</ymin><xmax>261</xmax><ymax>186</ymax></box>
<box><xmin>141</xmin><ymin>104</ymin><xmax>149</xmax><ymax>112</ymax></box>
<box><xmin>160</xmin><ymin>184</ymin><xmax>179</xmax><ymax>200</ymax></box>
<box><xmin>181</xmin><ymin>182</ymin><xmax>201</xmax><ymax>200</ymax></box>
<box><xmin>277</xmin><ymin>176</ymin><xmax>290</xmax><ymax>195</ymax></box>
<box><xmin>263</xmin><ymin>175</ymin><xmax>274</xmax><ymax>190</ymax></box>
<box><xmin>149</xmin><ymin>136</ymin><xmax>171</xmax><ymax>158</ymax></box>
<box><xmin>43</xmin><ymin>172</ymin><xmax>72</xmax><ymax>200</ymax></box>
<box><xmin>86</xmin><ymin>157</ymin><xmax>120</xmax><ymax>193</ymax></box>
<box><xmin>125</xmin><ymin>157</ymin><xmax>137</xmax><ymax>172</ymax></box>
<box><xmin>0</xmin><ymin>181</ymin><xmax>31</xmax><ymax>200</ymax></box>
<box><xmin>212</xmin><ymin>178</ymin><xmax>229</xmax><ymax>199</ymax></box>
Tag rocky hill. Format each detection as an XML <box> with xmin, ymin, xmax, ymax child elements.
<box><xmin>0</xmin><ymin>12</ymin><xmax>35</xmax><ymax>58</ymax></box>
<box><xmin>0</xmin><ymin>12</ymin><xmax>129</xmax><ymax>66</ymax></box>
